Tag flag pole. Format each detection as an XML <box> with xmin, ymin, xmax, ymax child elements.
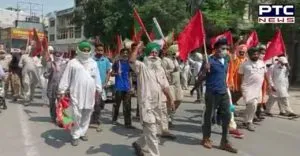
<box><xmin>153</xmin><ymin>17</ymin><xmax>165</xmax><ymax>39</ymax></box>
<box><xmin>199</xmin><ymin>10</ymin><xmax>208</xmax><ymax>62</ymax></box>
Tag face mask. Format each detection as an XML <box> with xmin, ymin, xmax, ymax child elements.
<box><xmin>54</xmin><ymin>56</ymin><xmax>63</xmax><ymax>62</ymax></box>
<box><xmin>78</xmin><ymin>52</ymin><xmax>90</xmax><ymax>61</ymax></box>
<box><xmin>95</xmin><ymin>53</ymin><xmax>102</xmax><ymax>58</ymax></box>
<box><xmin>219</xmin><ymin>50</ymin><xmax>227</xmax><ymax>58</ymax></box>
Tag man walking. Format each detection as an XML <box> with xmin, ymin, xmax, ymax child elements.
<box><xmin>201</xmin><ymin>38</ymin><xmax>237</xmax><ymax>153</ymax></box>
<box><xmin>111</xmin><ymin>48</ymin><xmax>134</xmax><ymax>128</ymax></box>
<box><xmin>92</xmin><ymin>43</ymin><xmax>111</xmax><ymax>132</ymax></box>
<box><xmin>58</xmin><ymin>41</ymin><xmax>102</xmax><ymax>146</ymax></box>
<box><xmin>130</xmin><ymin>42</ymin><xmax>174</xmax><ymax>156</ymax></box>
<box><xmin>265</xmin><ymin>56</ymin><xmax>297</xmax><ymax>117</ymax></box>
<box><xmin>238</xmin><ymin>47</ymin><xmax>274</xmax><ymax>132</ymax></box>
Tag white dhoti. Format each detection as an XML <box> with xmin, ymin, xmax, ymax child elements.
<box><xmin>244</xmin><ymin>98</ymin><xmax>258</xmax><ymax>123</ymax></box>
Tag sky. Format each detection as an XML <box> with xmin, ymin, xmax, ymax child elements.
<box><xmin>0</xmin><ymin>0</ymin><xmax>74</xmax><ymax>14</ymax></box>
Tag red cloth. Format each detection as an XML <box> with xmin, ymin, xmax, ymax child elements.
<box><xmin>178</xmin><ymin>11</ymin><xmax>205</xmax><ymax>61</ymax></box>
<box><xmin>132</xmin><ymin>8</ymin><xmax>147</xmax><ymax>42</ymax></box>
<box><xmin>263</xmin><ymin>29</ymin><xmax>285</xmax><ymax>61</ymax></box>
<box><xmin>210</xmin><ymin>31</ymin><xmax>233</xmax><ymax>48</ymax></box>
<box><xmin>31</xmin><ymin>28</ymin><xmax>42</xmax><ymax>57</ymax></box>
<box><xmin>246</xmin><ymin>31</ymin><xmax>259</xmax><ymax>49</ymax></box>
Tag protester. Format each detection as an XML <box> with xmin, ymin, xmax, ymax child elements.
<box><xmin>58</xmin><ymin>41</ymin><xmax>102</xmax><ymax>146</ymax></box>
<box><xmin>18</xmin><ymin>43</ymin><xmax>40</xmax><ymax>105</ymax></box>
<box><xmin>44</xmin><ymin>47</ymin><xmax>68</xmax><ymax>123</ymax></box>
<box><xmin>200</xmin><ymin>38</ymin><xmax>237</xmax><ymax>153</ymax></box>
<box><xmin>92</xmin><ymin>43</ymin><xmax>111</xmax><ymax>132</ymax></box>
<box><xmin>179</xmin><ymin>59</ymin><xmax>190</xmax><ymax>90</ymax></box>
<box><xmin>130</xmin><ymin>42</ymin><xmax>175</xmax><ymax>156</ymax></box>
<box><xmin>265</xmin><ymin>56</ymin><xmax>297</xmax><ymax>117</ymax></box>
<box><xmin>189</xmin><ymin>51</ymin><xmax>204</xmax><ymax>103</ymax></box>
<box><xmin>111</xmin><ymin>48</ymin><xmax>134</xmax><ymax>128</ymax></box>
<box><xmin>162</xmin><ymin>44</ymin><xmax>183</xmax><ymax>127</ymax></box>
<box><xmin>239</xmin><ymin>47</ymin><xmax>274</xmax><ymax>132</ymax></box>
<box><xmin>9</xmin><ymin>51</ymin><xmax>22</xmax><ymax>102</ymax></box>
<box><xmin>0</xmin><ymin>49</ymin><xmax>12</xmax><ymax>97</ymax></box>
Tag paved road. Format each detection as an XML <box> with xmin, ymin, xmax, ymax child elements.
<box><xmin>1</xmin><ymin>87</ymin><xmax>300</xmax><ymax>156</ymax></box>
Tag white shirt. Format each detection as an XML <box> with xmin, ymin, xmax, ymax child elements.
<box><xmin>58</xmin><ymin>58</ymin><xmax>102</xmax><ymax>109</ymax></box>
<box><xmin>239</xmin><ymin>60</ymin><xmax>266</xmax><ymax>103</ymax></box>
<box><xmin>268</xmin><ymin>63</ymin><xmax>289</xmax><ymax>97</ymax></box>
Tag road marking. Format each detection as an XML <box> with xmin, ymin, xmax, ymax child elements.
<box><xmin>18</xmin><ymin>105</ymin><xmax>40</xmax><ymax>156</ymax></box>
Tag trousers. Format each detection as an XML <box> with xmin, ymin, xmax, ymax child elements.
<box><xmin>136</xmin><ymin>122</ymin><xmax>159</xmax><ymax>156</ymax></box>
<box><xmin>266</xmin><ymin>95</ymin><xmax>293</xmax><ymax>114</ymax></box>
<box><xmin>202</xmin><ymin>92</ymin><xmax>231</xmax><ymax>142</ymax></box>
<box><xmin>22</xmin><ymin>70</ymin><xmax>39</xmax><ymax>101</ymax></box>
<box><xmin>112</xmin><ymin>91</ymin><xmax>132</xmax><ymax>125</ymax></box>
<box><xmin>71</xmin><ymin>106</ymin><xmax>93</xmax><ymax>139</ymax></box>
<box><xmin>10</xmin><ymin>72</ymin><xmax>21</xmax><ymax>97</ymax></box>
<box><xmin>91</xmin><ymin>95</ymin><xmax>103</xmax><ymax>125</ymax></box>
<box><xmin>244</xmin><ymin>98</ymin><xmax>258</xmax><ymax>123</ymax></box>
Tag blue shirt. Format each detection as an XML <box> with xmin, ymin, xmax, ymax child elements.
<box><xmin>94</xmin><ymin>56</ymin><xmax>111</xmax><ymax>84</ymax></box>
<box><xmin>113</xmin><ymin>60</ymin><xmax>131</xmax><ymax>91</ymax></box>
<box><xmin>205</xmin><ymin>56</ymin><xmax>228</xmax><ymax>94</ymax></box>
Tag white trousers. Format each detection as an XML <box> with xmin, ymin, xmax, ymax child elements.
<box><xmin>71</xmin><ymin>106</ymin><xmax>93</xmax><ymax>139</ymax></box>
<box><xmin>40</xmin><ymin>75</ymin><xmax>49</xmax><ymax>104</ymax></box>
<box><xmin>158</xmin><ymin>102</ymin><xmax>169</xmax><ymax>133</ymax></box>
<box><xmin>136</xmin><ymin>122</ymin><xmax>160</xmax><ymax>156</ymax></box>
<box><xmin>266</xmin><ymin>95</ymin><xmax>293</xmax><ymax>114</ymax></box>
<box><xmin>22</xmin><ymin>71</ymin><xmax>39</xmax><ymax>101</ymax></box>
<box><xmin>244</xmin><ymin>98</ymin><xmax>258</xmax><ymax>123</ymax></box>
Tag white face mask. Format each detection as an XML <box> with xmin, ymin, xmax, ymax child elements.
<box><xmin>54</xmin><ymin>56</ymin><xmax>63</xmax><ymax>62</ymax></box>
<box><xmin>78</xmin><ymin>52</ymin><xmax>90</xmax><ymax>61</ymax></box>
<box><xmin>219</xmin><ymin>50</ymin><xmax>227</xmax><ymax>58</ymax></box>
<box><xmin>259</xmin><ymin>54</ymin><xmax>265</xmax><ymax>60</ymax></box>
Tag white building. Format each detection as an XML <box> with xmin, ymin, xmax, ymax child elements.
<box><xmin>47</xmin><ymin>7</ymin><xmax>85</xmax><ymax>52</ymax></box>
<box><xmin>0</xmin><ymin>8</ymin><xmax>30</xmax><ymax>28</ymax></box>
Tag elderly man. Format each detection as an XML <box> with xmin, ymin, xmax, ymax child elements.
<box><xmin>58</xmin><ymin>41</ymin><xmax>102</xmax><ymax>146</ymax></box>
<box><xmin>130</xmin><ymin>42</ymin><xmax>175</xmax><ymax>156</ymax></box>
<box><xmin>18</xmin><ymin>44</ymin><xmax>40</xmax><ymax>105</ymax></box>
<box><xmin>265</xmin><ymin>56</ymin><xmax>297</xmax><ymax>117</ymax></box>
<box><xmin>161</xmin><ymin>44</ymin><xmax>183</xmax><ymax>127</ymax></box>
<box><xmin>239</xmin><ymin>47</ymin><xmax>275</xmax><ymax>132</ymax></box>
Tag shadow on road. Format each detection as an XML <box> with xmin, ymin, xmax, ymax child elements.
<box><xmin>110</xmin><ymin>125</ymin><xmax>142</xmax><ymax>139</ymax></box>
<box><xmin>160</xmin><ymin>134</ymin><xmax>201</xmax><ymax>146</ymax></box>
<box><xmin>86</xmin><ymin>144</ymin><xmax>133</xmax><ymax>155</ymax></box>
<box><xmin>41</xmin><ymin>129</ymin><xmax>70</xmax><ymax>149</ymax></box>
<box><xmin>171</xmin><ymin>123</ymin><xmax>201</xmax><ymax>134</ymax></box>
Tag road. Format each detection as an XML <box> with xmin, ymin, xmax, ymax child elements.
<box><xmin>0</xmin><ymin>87</ymin><xmax>300</xmax><ymax>156</ymax></box>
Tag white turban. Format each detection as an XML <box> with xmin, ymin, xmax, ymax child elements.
<box><xmin>278</xmin><ymin>56</ymin><xmax>288</xmax><ymax>64</ymax></box>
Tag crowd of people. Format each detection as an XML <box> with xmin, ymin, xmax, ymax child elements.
<box><xmin>0</xmin><ymin>36</ymin><xmax>297</xmax><ymax>156</ymax></box>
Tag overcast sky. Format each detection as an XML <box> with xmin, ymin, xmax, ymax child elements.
<box><xmin>0</xmin><ymin>0</ymin><xmax>74</xmax><ymax>14</ymax></box>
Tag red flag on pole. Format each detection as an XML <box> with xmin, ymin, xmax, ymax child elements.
<box><xmin>31</xmin><ymin>28</ymin><xmax>42</xmax><ymax>57</ymax></box>
<box><xmin>210</xmin><ymin>31</ymin><xmax>233</xmax><ymax>48</ymax></box>
<box><xmin>178</xmin><ymin>11</ymin><xmax>205</xmax><ymax>61</ymax></box>
<box><xmin>133</xmin><ymin>8</ymin><xmax>151</xmax><ymax>42</ymax></box>
<box><xmin>246</xmin><ymin>31</ymin><xmax>259</xmax><ymax>48</ymax></box>
<box><xmin>263</xmin><ymin>29</ymin><xmax>285</xmax><ymax>61</ymax></box>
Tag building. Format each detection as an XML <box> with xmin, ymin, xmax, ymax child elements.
<box><xmin>0</xmin><ymin>8</ymin><xmax>30</xmax><ymax>28</ymax></box>
<box><xmin>47</xmin><ymin>7</ymin><xmax>85</xmax><ymax>52</ymax></box>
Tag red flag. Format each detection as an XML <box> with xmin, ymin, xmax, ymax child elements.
<box><xmin>178</xmin><ymin>11</ymin><xmax>205</xmax><ymax>61</ymax></box>
<box><xmin>210</xmin><ymin>31</ymin><xmax>233</xmax><ymax>48</ymax></box>
<box><xmin>263</xmin><ymin>29</ymin><xmax>285</xmax><ymax>61</ymax></box>
<box><xmin>31</xmin><ymin>28</ymin><xmax>42</xmax><ymax>57</ymax></box>
<box><xmin>246</xmin><ymin>31</ymin><xmax>259</xmax><ymax>48</ymax></box>
<box><xmin>133</xmin><ymin>8</ymin><xmax>151</xmax><ymax>42</ymax></box>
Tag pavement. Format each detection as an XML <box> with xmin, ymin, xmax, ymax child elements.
<box><xmin>1</xmin><ymin>87</ymin><xmax>300</xmax><ymax>156</ymax></box>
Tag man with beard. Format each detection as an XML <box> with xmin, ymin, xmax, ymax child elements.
<box><xmin>92</xmin><ymin>43</ymin><xmax>111</xmax><ymax>132</ymax></box>
<box><xmin>58</xmin><ymin>41</ymin><xmax>102</xmax><ymax>146</ymax></box>
<box><xmin>131</xmin><ymin>42</ymin><xmax>175</xmax><ymax>156</ymax></box>
<box><xmin>201</xmin><ymin>38</ymin><xmax>237</xmax><ymax>153</ymax></box>
<box><xmin>265</xmin><ymin>56</ymin><xmax>297</xmax><ymax>117</ymax></box>
<box><xmin>44</xmin><ymin>47</ymin><xmax>68</xmax><ymax>122</ymax></box>
<box><xmin>18</xmin><ymin>42</ymin><xmax>40</xmax><ymax>105</ymax></box>
<box><xmin>239</xmin><ymin>47</ymin><xmax>275</xmax><ymax>132</ymax></box>
<box><xmin>161</xmin><ymin>44</ymin><xmax>183</xmax><ymax>127</ymax></box>
<box><xmin>111</xmin><ymin>48</ymin><xmax>134</xmax><ymax>128</ymax></box>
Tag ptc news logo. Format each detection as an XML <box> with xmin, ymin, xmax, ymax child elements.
<box><xmin>258</xmin><ymin>4</ymin><xmax>295</xmax><ymax>23</ymax></box>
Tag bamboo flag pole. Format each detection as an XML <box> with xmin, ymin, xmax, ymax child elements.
<box><xmin>199</xmin><ymin>10</ymin><xmax>208</xmax><ymax>63</ymax></box>
<box><xmin>153</xmin><ymin>17</ymin><xmax>165</xmax><ymax>39</ymax></box>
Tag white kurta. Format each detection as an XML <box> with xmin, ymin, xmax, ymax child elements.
<box><xmin>268</xmin><ymin>64</ymin><xmax>289</xmax><ymax>97</ymax></box>
<box><xmin>58</xmin><ymin>58</ymin><xmax>102</xmax><ymax>109</ymax></box>
<box><xmin>239</xmin><ymin>60</ymin><xmax>266</xmax><ymax>103</ymax></box>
